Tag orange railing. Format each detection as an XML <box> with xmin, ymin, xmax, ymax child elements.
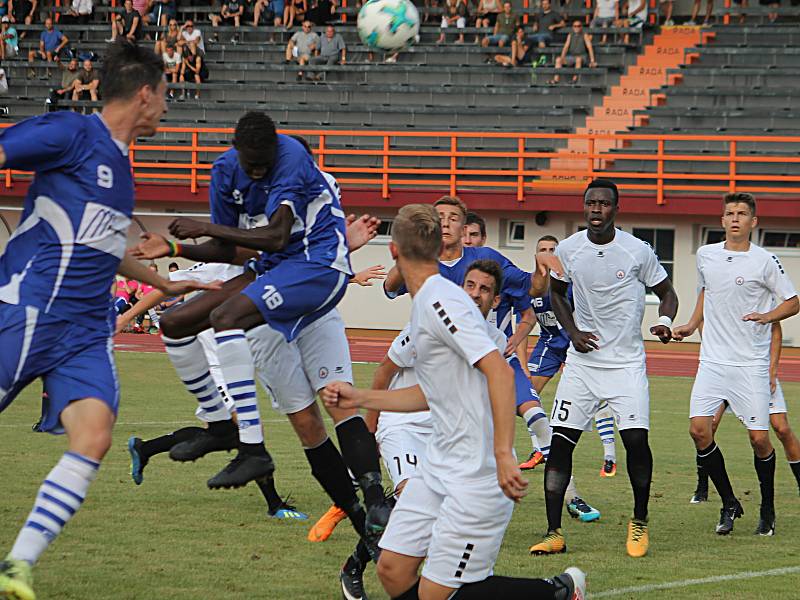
<box><xmin>2</xmin><ymin>126</ymin><xmax>800</xmax><ymax>203</ymax></box>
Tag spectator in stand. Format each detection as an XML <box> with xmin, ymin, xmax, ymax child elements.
<box><xmin>481</xmin><ymin>0</ymin><xmax>516</xmax><ymax>48</ymax></box>
<box><xmin>307</xmin><ymin>0</ymin><xmax>336</xmax><ymax>25</ymax></box>
<box><xmin>252</xmin><ymin>0</ymin><xmax>283</xmax><ymax>27</ymax></box>
<box><xmin>109</xmin><ymin>0</ymin><xmax>143</xmax><ymax>42</ymax></box>
<box><xmin>550</xmin><ymin>19</ymin><xmax>596</xmax><ymax>83</ymax></box>
<box><xmin>72</xmin><ymin>58</ymin><xmax>100</xmax><ymax>102</ymax></box>
<box><xmin>144</xmin><ymin>0</ymin><xmax>176</xmax><ymax>27</ymax></box>
<box><xmin>525</xmin><ymin>0</ymin><xmax>564</xmax><ymax>49</ymax></box>
<box><xmin>47</xmin><ymin>57</ymin><xmax>79</xmax><ymax>106</ymax></box>
<box><xmin>437</xmin><ymin>0</ymin><xmax>468</xmax><ymax>43</ymax></box>
<box><xmin>0</xmin><ymin>63</ymin><xmax>7</xmax><ymax>96</ymax></box>
<box><xmin>114</xmin><ymin>277</ymin><xmax>138</xmax><ymax>315</ymax></box>
<box><xmin>162</xmin><ymin>43</ymin><xmax>181</xmax><ymax>96</ymax></box>
<box><xmin>307</xmin><ymin>24</ymin><xmax>344</xmax><ymax>78</ymax></box>
<box><xmin>8</xmin><ymin>0</ymin><xmax>36</xmax><ymax>39</ymax></box>
<box><xmin>0</xmin><ymin>0</ymin><xmax>7</xmax><ymax>18</ymax></box>
<box><xmin>60</xmin><ymin>0</ymin><xmax>93</xmax><ymax>25</ymax></box>
<box><xmin>132</xmin><ymin>0</ymin><xmax>151</xmax><ymax>26</ymax></box>
<box><xmin>27</xmin><ymin>17</ymin><xmax>68</xmax><ymax>79</ymax></box>
<box><xmin>493</xmin><ymin>25</ymin><xmax>531</xmax><ymax>66</ymax></box>
<box><xmin>210</xmin><ymin>0</ymin><xmax>244</xmax><ymax>43</ymax></box>
<box><xmin>179</xmin><ymin>40</ymin><xmax>208</xmax><ymax>99</ymax></box>
<box><xmin>179</xmin><ymin>20</ymin><xmax>205</xmax><ymax>53</ymax></box>
<box><xmin>622</xmin><ymin>0</ymin><xmax>646</xmax><ymax>43</ymax></box>
<box><xmin>154</xmin><ymin>18</ymin><xmax>180</xmax><ymax>54</ymax></box>
<box><xmin>473</xmin><ymin>0</ymin><xmax>501</xmax><ymax>43</ymax></box>
<box><xmin>284</xmin><ymin>0</ymin><xmax>307</xmax><ymax>29</ymax></box>
<box><xmin>591</xmin><ymin>0</ymin><xmax>618</xmax><ymax>44</ymax></box>
<box><xmin>285</xmin><ymin>20</ymin><xmax>317</xmax><ymax>80</ymax></box>
<box><xmin>685</xmin><ymin>0</ymin><xmax>713</xmax><ymax>25</ymax></box>
<box><xmin>0</xmin><ymin>16</ymin><xmax>18</xmax><ymax>59</ymax></box>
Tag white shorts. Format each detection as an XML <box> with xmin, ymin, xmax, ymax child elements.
<box><xmin>294</xmin><ymin>309</ymin><xmax>353</xmax><ymax>392</ymax></box>
<box><xmin>379</xmin><ymin>474</ymin><xmax>513</xmax><ymax>588</ymax></box>
<box><xmin>770</xmin><ymin>380</ymin><xmax>786</xmax><ymax>415</ymax></box>
<box><xmin>690</xmin><ymin>362</ymin><xmax>770</xmax><ymax>431</ymax></box>
<box><xmin>376</xmin><ymin>425</ymin><xmax>431</xmax><ymax>488</ymax></box>
<box><xmin>441</xmin><ymin>15</ymin><xmax>466</xmax><ymax>28</ymax></box>
<box><xmin>553</xmin><ymin>362</ymin><xmax>650</xmax><ymax>431</ymax></box>
<box><xmin>195</xmin><ymin>328</ymin><xmax>235</xmax><ymax>422</ymax></box>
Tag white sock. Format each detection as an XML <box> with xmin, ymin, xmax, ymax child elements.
<box><xmin>215</xmin><ymin>329</ymin><xmax>263</xmax><ymax>445</ymax></box>
<box><xmin>595</xmin><ymin>402</ymin><xmax>616</xmax><ymax>462</ymax></box>
<box><xmin>163</xmin><ymin>334</ymin><xmax>232</xmax><ymax>422</ymax></box>
<box><xmin>10</xmin><ymin>452</ymin><xmax>99</xmax><ymax>565</ymax></box>
<box><xmin>523</xmin><ymin>406</ymin><xmax>551</xmax><ymax>460</ymax></box>
<box><xmin>565</xmin><ymin>475</ymin><xmax>579</xmax><ymax>504</ymax></box>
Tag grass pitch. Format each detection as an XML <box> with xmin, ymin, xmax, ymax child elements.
<box><xmin>1</xmin><ymin>352</ymin><xmax>800</xmax><ymax>599</ymax></box>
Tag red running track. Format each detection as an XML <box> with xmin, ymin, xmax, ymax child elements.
<box><xmin>115</xmin><ymin>333</ymin><xmax>800</xmax><ymax>382</ymax></box>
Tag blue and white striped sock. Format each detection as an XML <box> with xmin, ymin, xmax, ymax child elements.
<box><xmin>10</xmin><ymin>452</ymin><xmax>99</xmax><ymax>565</ymax></box>
<box><xmin>595</xmin><ymin>402</ymin><xmax>616</xmax><ymax>462</ymax></box>
<box><xmin>163</xmin><ymin>334</ymin><xmax>232</xmax><ymax>422</ymax></box>
<box><xmin>215</xmin><ymin>329</ymin><xmax>263</xmax><ymax>445</ymax></box>
<box><xmin>523</xmin><ymin>406</ymin><xmax>551</xmax><ymax>460</ymax></box>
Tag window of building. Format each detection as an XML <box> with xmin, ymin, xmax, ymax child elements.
<box><xmin>501</xmin><ymin>219</ymin><xmax>526</xmax><ymax>247</ymax></box>
<box><xmin>632</xmin><ymin>227</ymin><xmax>674</xmax><ymax>283</ymax></box>
<box><xmin>374</xmin><ymin>219</ymin><xmax>393</xmax><ymax>243</ymax></box>
<box><xmin>703</xmin><ymin>228</ymin><xmax>726</xmax><ymax>245</ymax></box>
<box><xmin>761</xmin><ymin>230</ymin><xmax>800</xmax><ymax>249</ymax></box>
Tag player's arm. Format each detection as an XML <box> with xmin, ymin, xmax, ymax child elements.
<box><xmin>672</xmin><ymin>289</ymin><xmax>704</xmax><ymax>341</ymax></box>
<box><xmin>550</xmin><ymin>276</ymin><xmax>598</xmax><ymax>353</ymax></box>
<box><xmin>130</xmin><ymin>232</ymin><xmax>239</xmax><ymax>264</ymax></box>
<box><xmin>345</xmin><ymin>213</ymin><xmax>380</xmax><ymax>252</ymax></box>
<box><xmin>116</xmin><ymin>288</ymin><xmax>166</xmax><ymax>333</ymax></box>
<box><xmin>365</xmin><ymin>353</ymin><xmax>402</xmax><ymax>433</ymax></box>
<box><xmin>769</xmin><ymin>321</ymin><xmax>782</xmax><ymax>394</ymax></box>
<box><xmin>743</xmin><ymin>296</ymin><xmax>799</xmax><ymax>325</ymax></box>
<box><xmin>117</xmin><ymin>253</ymin><xmax>220</xmax><ymax>296</ymax></box>
<box><xmin>743</xmin><ymin>255</ymin><xmax>799</xmax><ymax>324</ymax></box>
<box><xmin>383</xmin><ymin>265</ymin><xmax>406</xmax><ymax>295</ymax></box>
<box><xmin>476</xmin><ymin>349</ymin><xmax>528</xmax><ymax>502</ymax></box>
<box><xmin>322</xmin><ymin>382</ymin><xmax>429</xmax><ymax>413</ymax></box>
<box><xmin>649</xmin><ymin>277</ymin><xmax>679</xmax><ymax>344</ymax></box>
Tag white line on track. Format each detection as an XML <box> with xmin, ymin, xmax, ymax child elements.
<box><xmin>589</xmin><ymin>565</ymin><xmax>800</xmax><ymax>598</ymax></box>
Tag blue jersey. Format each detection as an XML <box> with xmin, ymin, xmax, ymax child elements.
<box><xmin>531</xmin><ymin>287</ymin><xmax>572</xmax><ymax>351</ymax></box>
<box><xmin>210</xmin><ymin>135</ymin><xmax>351</xmax><ymax>275</ymax></box>
<box><xmin>0</xmin><ymin>112</ymin><xmax>133</xmax><ymax>331</ymax></box>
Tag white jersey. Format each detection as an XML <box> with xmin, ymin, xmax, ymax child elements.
<box><xmin>411</xmin><ymin>274</ymin><xmax>506</xmax><ymax>490</ymax></box>
<box><xmin>554</xmin><ymin>229</ymin><xmax>667</xmax><ymax>368</ymax></box>
<box><xmin>697</xmin><ymin>242</ymin><xmax>797</xmax><ymax>367</ymax></box>
<box><xmin>169</xmin><ymin>262</ymin><xmax>245</xmax><ymax>300</ymax></box>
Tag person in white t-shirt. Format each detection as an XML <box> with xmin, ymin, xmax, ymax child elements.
<box><xmin>591</xmin><ymin>0</ymin><xmax>617</xmax><ymax>44</ymax></box>
<box><xmin>530</xmin><ymin>179</ymin><xmax>678</xmax><ymax>560</ymax></box>
<box><xmin>323</xmin><ymin>204</ymin><xmax>586</xmax><ymax>600</ymax></box>
<box><xmin>162</xmin><ymin>43</ymin><xmax>181</xmax><ymax>92</ymax></box>
<box><xmin>673</xmin><ymin>192</ymin><xmax>799</xmax><ymax>537</ymax></box>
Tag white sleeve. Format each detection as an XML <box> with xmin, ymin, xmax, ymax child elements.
<box><xmin>639</xmin><ymin>242</ymin><xmax>668</xmax><ymax>288</ymax></box>
<box><xmin>426</xmin><ymin>294</ymin><xmax>499</xmax><ymax>367</ymax></box>
<box><xmin>387</xmin><ymin>324</ymin><xmax>414</xmax><ymax>369</ymax></box>
<box><xmin>696</xmin><ymin>251</ymin><xmax>706</xmax><ymax>295</ymax></box>
<box><xmin>552</xmin><ymin>242</ymin><xmax>571</xmax><ymax>283</ymax></box>
<box><xmin>764</xmin><ymin>253</ymin><xmax>798</xmax><ymax>302</ymax></box>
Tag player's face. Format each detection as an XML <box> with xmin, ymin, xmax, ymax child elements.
<box><xmin>464</xmin><ymin>269</ymin><xmax>501</xmax><ymax>318</ymax></box>
<box><xmin>721</xmin><ymin>201</ymin><xmax>757</xmax><ymax>241</ymax></box>
<box><xmin>137</xmin><ymin>78</ymin><xmax>168</xmax><ymax>138</ymax></box>
<box><xmin>462</xmin><ymin>223</ymin><xmax>485</xmax><ymax>247</ymax></box>
<box><xmin>583</xmin><ymin>188</ymin><xmax>617</xmax><ymax>235</ymax></box>
<box><xmin>536</xmin><ymin>240</ymin><xmax>557</xmax><ymax>254</ymax></box>
<box><xmin>437</xmin><ymin>205</ymin><xmax>466</xmax><ymax>247</ymax></box>
<box><xmin>235</xmin><ymin>146</ymin><xmax>271</xmax><ymax>180</ymax></box>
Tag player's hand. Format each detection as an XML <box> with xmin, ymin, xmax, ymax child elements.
<box><xmin>495</xmin><ymin>452</ymin><xmax>528</xmax><ymax>502</ymax></box>
<box><xmin>347</xmin><ymin>213</ymin><xmax>381</xmax><ymax>252</ymax></box>
<box><xmin>168</xmin><ymin>217</ymin><xmax>210</xmax><ymax>240</ymax></box>
<box><xmin>536</xmin><ymin>252</ymin><xmax>564</xmax><ymax>278</ymax></box>
<box><xmin>115</xmin><ymin>314</ymin><xmax>132</xmax><ymax>335</ymax></box>
<box><xmin>571</xmin><ymin>330</ymin><xmax>599</xmax><ymax>353</ymax></box>
<box><xmin>352</xmin><ymin>264</ymin><xmax>386</xmax><ymax>286</ymax></box>
<box><xmin>159</xmin><ymin>278</ymin><xmax>222</xmax><ymax>297</ymax></box>
<box><xmin>321</xmin><ymin>381</ymin><xmax>365</xmax><ymax>409</ymax></box>
<box><xmin>742</xmin><ymin>312</ymin><xmax>771</xmax><ymax>325</ymax></box>
<box><xmin>770</xmin><ymin>373</ymin><xmax>778</xmax><ymax>395</ymax></box>
<box><xmin>650</xmin><ymin>324</ymin><xmax>672</xmax><ymax>344</ymax></box>
<box><xmin>130</xmin><ymin>232</ymin><xmax>170</xmax><ymax>260</ymax></box>
<box><xmin>670</xmin><ymin>323</ymin><xmax>695</xmax><ymax>341</ymax></box>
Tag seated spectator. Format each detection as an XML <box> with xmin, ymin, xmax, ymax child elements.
<box><xmin>210</xmin><ymin>0</ymin><xmax>244</xmax><ymax>43</ymax></box>
<box><xmin>591</xmin><ymin>0</ymin><xmax>618</xmax><ymax>44</ymax></box>
<box><xmin>154</xmin><ymin>17</ymin><xmax>180</xmax><ymax>54</ymax></box>
<box><xmin>47</xmin><ymin>56</ymin><xmax>79</xmax><ymax>106</ymax></box>
<box><xmin>525</xmin><ymin>0</ymin><xmax>564</xmax><ymax>49</ymax></box>
<box><xmin>144</xmin><ymin>0</ymin><xmax>176</xmax><ymax>27</ymax></box>
<box><xmin>0</xmin><ymin>16</ymin><xmax>18</xmax><ymax>60</ymax></box>
<box><xmin>0</xmin><ymin>0</ymin><xmax>7</xmax><ymax>19</ymax></box>
<box><xmin>132</xmin><ymin>0</ymin><xmax>150</xmax><ymax>24</ymax></box>
<box><xmin>109</xmin><ymin>0</ymin><xmax>143</xmax><ymax>41</ymax></box>
<box><xmin>252</xmin><ymin>0</ymin><xmax>283</xmax><ymax>27</ymax></box>
<box><xmin>473</xmin><ymin>0</ymin><xmax>501</xmax><ymax>43</ymax></box>
<box><xmin>72</xmin><ymin>58</ymin><xmax>100</xmax><ymax>102</ymax></box>
<box><xmin>179</xmin><ymin>40</ymin><xmax>208</xmax><ymax>99</ymax></box>
<box><xmin>285</xmin><ymin>20</ymin><xmax>317</xmax><ymax>80</ymax></box>
<box><xmin>308</xmin><ymin>23</ymin><xmax>344</xmax><ymax>77</ymax></box>
<box><xmin>0</xmin><ymin>63</ymin><xmax>7</xmax><ymax>96</ymax></box>
<box><xmin>60</xmin><ymin>0</ymin><xmax>92</xmax><ymax>25</ymax></box>
<box><xmin>179</xmin><ymin>20</ymin><xmax>205</xmax><ymax>53</ymax></box>
<box><xmin>621</xmin><ymin>0</ymin><xmax>646</xmax><ymax>43</ymax></box>
<box><xmin>162</xmin><ymin>43</ymin><xmax>181</xmax><ymax>95</ymax></box>
<box><xmin>551</xmin><ymin>19</ymin><xmax>596</xmax><ymax>83</ymax></box>
<box><xmin>284</xmin><ymin>0</ymin><xmax>306</xmax><ymax>29</ymax></box>
<box><xmin>8</xmin><ymin>0</ymin><xmax>36</xmax><ymax>39</ymax></box>
<box><xmin>481</xmin><ymin>0</ymin><xmax>515</xmax><ymax>47</ymax></box>
<box><xmin>438</xmin><ymin>0</ymin><xmax>468</xmax><ymax>44</ymax></box>
<box><xmin>686</xmin><ymin>0</ymin><xmax>713</xmax><ymax>26</ymax></box>
<box><xmin>27</xmin><ymin>17</ymin><xmax>68</xmax><ymax>78</ymax></box>
<box><xmin>307</xmin><ymin>0</ymin><xmax>336</xmax><ymax>25</ymax></box>
<box><xmin>493</xmin><ymin>26</ymin><xmax>530</xmax><ymax>66</ymax></box>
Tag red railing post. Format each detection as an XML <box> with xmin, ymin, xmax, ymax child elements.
<box><xmin>341</xmin><ymin>0</ymin><xmax>347</xmax><ymax>23</ymax></box>
<box><xmin>523</xmin><ymin>0</ymin><xmax>529</xmax><ymax>25</ymax></box>
<box><xmin>587</xmin><ymin>136</ymin><xmax>595</xmax><ymax>181</ymax></box>
<box><xmin>728</xmin><ymin>140</ymin><xmax>737</xmax><ymax>194</ymax></box>
<box><xmin>318</xmin><ymin>134</ymin><xmax>326</xmax><ymax>171</ymax></box>
<box><xmin>191</xmin><ymin>131</ymin><xmax>198</xmax><ymax>194</ymax></box>
<box><xmin>4</xmin><ymin>169</ymin><xmax>11</xmax><ymax>188</ymax></box>
<box><xmin>656</xmin><ymin>139</ymin><xmax>665</xmax><ymax>204</ymax></box>
<box><xmin>517</xmin><ymin>136</ymin><xmax>525</xmax><ymax>202</ymax></box>
<box><xmin>449</xmin><ymin>136</ymin><xmax>458</xmax><ymax>197</ymax></box>
<box><xmin>381</xmin><ymin>135</ymin><xmax>390</xmax><ymax>199</ymax></box>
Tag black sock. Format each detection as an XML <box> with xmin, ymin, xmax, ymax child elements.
<box><xmin>140</xmin><ymin>426</ymin><xmax>204</xmax><ymax>459</ymax></box>
<box><xmin>208</xmin><ymin>419</ymin><xmax>236</xmax><ymax>437</ymax></box>
<box><xmin>790</xmin><ymin>461</ymin><xmax>800</xmax><ymax>491</ymax></box>
<box><xmin>452</xmin><ymin>576</ymin><xmax>557</xmax><ymax>599</ymax></box>
<box><xmin>697</xmin><ymin>442</ymin><xmax>735</xmax><ymax>505</ymax></box>
<box><xmin>240</xmin><ymin>442</ymin><xmax>268</xmax><ymax>456</ymax></box>
<box><xmin>255</xmin><ymin>475</ymin><xmax>284</xmax><ymax>513</ymax></box>
<box><xmin>344</xmin><ymin>540</ymin><xmax>371</xmax><ymax>574</ymax></box>
<box><xmin>543</xmin><ymin>429</ymin><xmax>579</xmax><ymax>532</ymax></box>
<box><xmin>754</xmin><ymin>450</ymin><xmax>776</xmax><ymax>513</ymax></box>
<box><xmin>620</xmin><ymin>428</ymin><xmax>652</xmax><ymax>522</ymax></box>
<box><xmin>696</xmin><ymin>458</ymin><xmax>709</xmax><ymax>491</ymax></box>
<box><xmin>304</xmin><ymin>437</ymin><xmax>367</xmax><ymax>538</ymax></box>
<box><xmin>392</xmin><ymin>581</ymin><xmax>419</xmax><ymax>600</ymax></box>
<box><xmin>335</xmin><ymin>416</ymin><xmax>383</xmax><ymax>507</ymax></box>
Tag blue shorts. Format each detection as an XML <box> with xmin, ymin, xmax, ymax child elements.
<box><xmin>241</xmin><ymin>260</ymin><xmax>348</xmax><ymax>342</ymax></box>
<box><xmin>0</xmin><ymin>303</ymin><xmax>120</xmax><ymax>434</ymax></box>
<box><xmin>528</xmin><ymin>339</ymin><xmax>567</xmax><ymax>378</ymax></box>
<box><xmin>268</xmin><ymin>0</ymin><xmax>285</xmax><ymax>15</ymax></box>
<box><xmin>510</xmin><ymin>356</ymin><xmax>539</xmax><ymax>409</ymax></box>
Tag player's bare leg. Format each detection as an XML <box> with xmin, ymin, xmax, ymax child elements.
<box><xmin>771</xmin><ymin>413</ymin><xmax>800</xmax><ymax>494</ymax></box>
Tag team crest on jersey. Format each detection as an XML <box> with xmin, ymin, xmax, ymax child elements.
<box><xmin>597</xmin><ymin>251</ymin><xmax>604</xmax><ymax>257</ymax></box>
<box><xmin>735</xmin><ymin>276</ymin><xmax>744</xmax><ymax>286</ymax></box>
<box><xmin>319</xmin><ymin>367</ymin><xmax>329</xmax><ymax>379</ymax></box>
<box><xmin>726</xmin><ymin>256</ymin><xmax>733</xmax><ymax>262</ymax></box>
<box><xmin>616</xmin><ymin>270</ymin><xmax>625</xmax><ymax>279</ymax></box>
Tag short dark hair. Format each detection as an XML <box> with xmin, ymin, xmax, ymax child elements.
<box><xmin>585</xmin><ymin>178</ymin><xmax>619</xmax><ymax>205</ymax></box>
<box><xmin>537</xmin><ymin>234</ymin><xmax>558</xmax><ymax>245</ymax></box>
<box><xmin>465</xmin><ymin>211</ymin><xmax>486</xmax><ymax>238</ymax></box>
<box><xmin>100</xmin><ymin>40</ymin><xmax>164</xmax><ymax>102</ymax></box>
<box><xmin>465</xmin><ymin>259</ymin><xmax>503</xmax><ymax>296</ymax></box>
<box><xmin>723</xmin><ymin>192</ymin><xmax>757</xmax><ymax>216</ymax></box>
<box><xmin>233</xmin><ymin>111</ymin><xmax>277</xmax><ymax>168</ymax></box>
<box><xmin>168</xmin><ymin>261</ymin><xmax>179</xmax><ymax>270</ymax></box>
<box><xmin>290</xmin><ymin>134</ymin><xmax>312</xmax><ymax>155</ymax></box>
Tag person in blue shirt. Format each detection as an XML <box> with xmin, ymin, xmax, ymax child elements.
<box><xmin>0</xmin><ymin>41</ymin><xmax>216</xmax><ymax>600</ymax></box>
<box><xmin>26</xmin><ymin>16</ymin><xmax>68</xmax><ymax>74</ymax></box>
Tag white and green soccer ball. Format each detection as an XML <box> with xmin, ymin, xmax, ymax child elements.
<box><xmin>357</xmin><ymin>0</ymin><xmax>420</xmax><ymax>51</ymax></box>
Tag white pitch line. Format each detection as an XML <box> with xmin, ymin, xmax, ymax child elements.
<box><xmin>589</xmin><ymin>565</ymin><xmax>800</xmax><ymax>598</ymax></box>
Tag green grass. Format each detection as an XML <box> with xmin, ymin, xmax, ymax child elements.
<box><xmin>1</xmin><ymin>352</ymin><xmax>800</xmax><ymax>599</ymax></box>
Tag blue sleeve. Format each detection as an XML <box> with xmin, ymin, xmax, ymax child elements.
<box><xmin>209</xmin><ymin>155</ymin><xmax>238</xmax><ymax>227</ymax></box>
<box><xmin>265</xmin><ymin>139</ymin><xmax>307</xmax><ymax>219</ymax></box>
<box><xmin>384</xmin><ymin>281</ymin><xmax>408</xmax><ymax>299</ymax></box>
<box><xmin>476</xmin><ymin>246</ymin><xmax>531</xmax><ymax>297</ymax></box>
<box><xmin>512</xmin><ymin>290</ymin><xmax>532</xmax><ymax>314</ymax></box>
<box><xmin>0</xmin><ymin>113</ymin><xmax>84</xmax><ymax>172</ymax></box>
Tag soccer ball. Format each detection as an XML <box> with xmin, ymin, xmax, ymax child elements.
<box><xmin>357</xmin><ymin>0</ymin><xmax>420</xmax><ymax>51</ymax></box>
